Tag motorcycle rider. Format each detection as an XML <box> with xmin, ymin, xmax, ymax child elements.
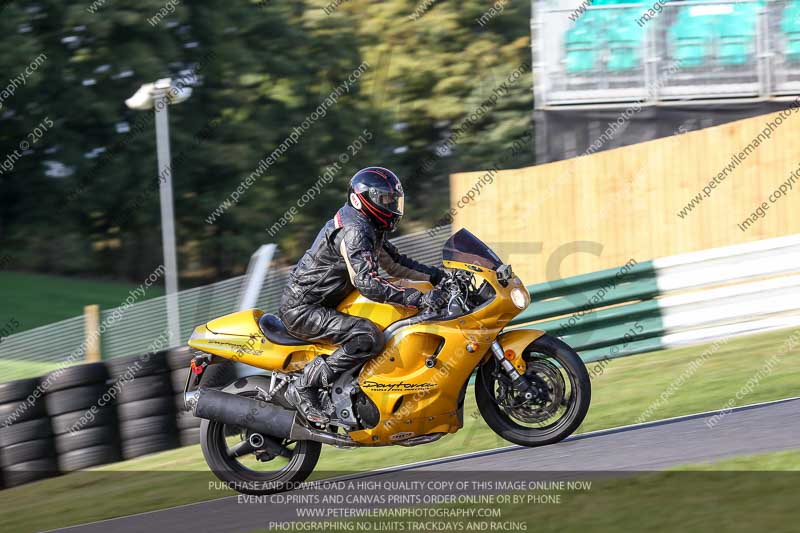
<box><xmin>278</xmin><ymin>167</ymin><xmax>448</xmax><ymax>423</ymax></box>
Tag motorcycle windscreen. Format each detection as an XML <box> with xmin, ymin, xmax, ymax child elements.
<box><xmin>442</xmin><ymin>228</ymin><xmax>503</xmax><ymax>270</ymax></box>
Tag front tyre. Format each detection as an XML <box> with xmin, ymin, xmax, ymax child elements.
<box><xmin>200</xmin><ymin>395</ymin><xmax>321</xmax><ymax>495</ymax></box>
<box><xmin>476</xmin><ymin>334</ymin><xmax>590</xmax><ymax>447</ymax></box>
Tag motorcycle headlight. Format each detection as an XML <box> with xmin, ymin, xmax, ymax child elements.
<box><xmin>510</xmin><ymin>287</ymin><xmax>528</xmax><ymax>309</ymax></box>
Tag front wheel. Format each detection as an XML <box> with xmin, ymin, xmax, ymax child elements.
<box><xmin>475</xmin><ymin>334</ymin><xmax>590</xmax><ymax>447</ymax></box>
<box><xmin>200</xmin><ymin>392</ymin><xmax>321</xmax><ymax>495</ymax></box>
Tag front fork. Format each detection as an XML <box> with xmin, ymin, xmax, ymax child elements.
<box><xmin>490</xmin><ymin>340</ymin><xmax>536</xmax><ymax>402</ymax></box>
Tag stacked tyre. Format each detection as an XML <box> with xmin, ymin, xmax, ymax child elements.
<box><xmin>45</xmin><ymin>364</ymin><xmax>121</xmax><ymax>472</ymax></box>
<box><xmin>0</xmin><ymin>378</ymin><xmax>58</xmax><ymax>487</ymax></box>
<box><xmin>168</xmin><ymin>347</ymin><xmax>236</xmax><ymax>447</ymax></box>
<box><xmin>110</xmin><ymin>351</ymin><xmax>178</xmax><ymax>459</ymax></box>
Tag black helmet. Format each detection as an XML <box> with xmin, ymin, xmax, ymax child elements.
<box><xmin>347</xmin><ymin>167</ymin><xmax>405</xmax><ymax>232</ymax></box>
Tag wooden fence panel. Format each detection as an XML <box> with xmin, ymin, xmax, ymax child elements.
<box><xmin>451</xmin><ymin>108</ymin><xmax>800</xmax><ymax>285</ymax></box>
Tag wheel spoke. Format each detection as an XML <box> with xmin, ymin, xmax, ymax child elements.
<box><xmin>227</xmin><ymin>439</ymin><xmax>256</xmax><ymax>458</ymax></box>
<box><xmin>263</xmin><ymin>437</ymin><xmax>293</xmax><ymax>458</ymax></box>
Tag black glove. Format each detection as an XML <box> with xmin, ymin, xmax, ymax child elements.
<box><xmin>421</xmin><ymin>289</ymin><xmax>448</xmax><ymax>311</ymax></box>
<box><xmin>429</xmin><ymin>268</ymin><xmax>447</xmax><ymax>286</ymax></box>
<box><xmin>404</xmin><ymin>288</ymin><xmax>448</xmax><ymax>311</ymax></box>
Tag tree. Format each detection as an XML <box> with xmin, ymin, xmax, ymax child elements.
<box><xmin>0</xmin><ymin>0</ymin><xmax>534</xmax><ymax>283</ymax></box>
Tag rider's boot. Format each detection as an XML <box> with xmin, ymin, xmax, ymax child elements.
<box><xmin>295</xmin><ymin>356</ymin><xmax>335</xmax><ymax>424</ymax></box>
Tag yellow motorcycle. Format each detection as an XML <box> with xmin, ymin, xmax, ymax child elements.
<box><xmin>184</xmin><ymin>229</ymin><xmax>590</xmax><ymax>494</ymax></box>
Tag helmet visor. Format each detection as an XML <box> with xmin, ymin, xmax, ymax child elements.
<box><xmin>369</xmin><ymin>188</ymin><xmax>404</xmax><ymax>215</ymax></box>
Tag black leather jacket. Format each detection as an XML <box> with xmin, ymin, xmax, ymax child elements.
<box><xmin>280</xmin><ymin>205</ymin><xmax>441</xmax><ymax>310</ymax></box>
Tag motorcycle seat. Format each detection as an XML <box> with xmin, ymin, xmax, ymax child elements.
<box><xmin>258</xmin><ymin>313</ymin><xmax>309</xmax><ymax>346</ymax></box>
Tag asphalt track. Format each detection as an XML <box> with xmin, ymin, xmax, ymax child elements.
<box><xmin>52</xmin><ymin>397</ymin><xmax>800</xmax><ymax>533</ymax></box>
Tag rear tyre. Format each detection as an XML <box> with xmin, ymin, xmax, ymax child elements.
<box><xmin>476</xmin><ymin>334</ymin><xmax>591</xmax><ymax>447</ymax></box>
<box><xmin>200</xmin><ymin>392</ymin><xmax>320</xmax><ymax>495</ymax></box>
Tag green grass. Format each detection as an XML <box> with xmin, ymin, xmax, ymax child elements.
<box><xmin>325</xmin><ymin>449</ymin><xmax>800</xmax><ymax>533</ymax></box>
<box><xmin>0</xmin><ymin>359</ymin><xmax>62</xmax><ymax>380</ymax></box>
<box><xmin>0</xmin><ymin>271</ymin><xmax>164</xmax><ymax>333</ymax></box>
<box><xmin>0</xmin><ymin>327</ymin><xmax>798</xmax><ymax>533</ymax></box>
<box><xmin>672</xmin><ymin>448</ymin><xmax>800</xmax><ymax>471</ymax></box>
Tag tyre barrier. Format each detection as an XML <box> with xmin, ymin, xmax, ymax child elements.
<box><xmin>0</xmin><ymin>349</ymin><xmax>236</xmax><ymax>489</ymax></box>
<box><xmin>0</xmin><ymin>378</ymin><xmax>57</xmax><ymax>488</ymax></box>
<box><xmin>111</xmin><ymin>351</ymin><xmax>178</xmax><ymax>460</ymax></box>
<box><xmin>42</xmin><ymin>363</ymin><xmax>123</xmax><ymax>473</ymax></box>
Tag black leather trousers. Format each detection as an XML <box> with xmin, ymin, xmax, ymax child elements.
<box><xmin>278</xmin><ymin>301</ymin><xmax>385</xmax><ymax>377</ymax></box>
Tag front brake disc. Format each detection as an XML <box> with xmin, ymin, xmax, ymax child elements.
<box><xmin>507</xmin><ymin>359</ymin><xmax>565</xmax><ymax>423</ymax></box>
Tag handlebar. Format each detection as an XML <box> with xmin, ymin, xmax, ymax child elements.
<box><xmin>433</xmin><ymin>270</ymin><xmax>474</xmax><ymax>315</ymax></box>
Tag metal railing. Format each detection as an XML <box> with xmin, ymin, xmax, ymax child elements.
<box><xmin>0</xmin><ymin>226</ymin><xmax>452</xmax><ymax>379</ymax></box>
<box><xmin>534</xmin><ymin>0</ymin><xmax>800</xmax><ymax>106</ymax></box>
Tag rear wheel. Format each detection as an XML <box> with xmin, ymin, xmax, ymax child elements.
<box><xmin>200</xmin><ymin>392</ymin><xmax>320</xmax><ymax>495</ymax></box>
<box><xmin>476</xmin><ymin>334</ymin><xmax>590</xmax><ymax>447</ymax></box>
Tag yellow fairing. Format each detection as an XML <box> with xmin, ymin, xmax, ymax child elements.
<box><xmin>347</xmin><ymin>261</ymin><xmax>528</xmax><ymax>445</ymax></box>
<box><xmin>491</xmin><ymin>328</ymin><xmax>547</xmax><ymax>375</ymax></box>
<box><xmin>188</xmin><ymin>309</ymin><xmax>335</xmax><ymax>372</ymax></box>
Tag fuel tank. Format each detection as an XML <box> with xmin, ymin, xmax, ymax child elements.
<box><xmin>335</xmin><ymin>279</ymin><xmax>431</xmax><ymax>328</ymax></box>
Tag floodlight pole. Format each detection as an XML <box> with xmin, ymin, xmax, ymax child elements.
<box><xmin>152</xmin><ymin>80</ymin><xmax>181</xmax><ymax>348</ymax></box>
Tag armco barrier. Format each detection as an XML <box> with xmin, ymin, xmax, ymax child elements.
<box><xmin>511</xmin><ymin>234</ymin><xmax>800</xmax><ymax>362</ymax></box>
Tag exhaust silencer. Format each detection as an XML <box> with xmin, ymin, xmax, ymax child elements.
<box><xmin>189</xmin><ymin>387</ymin><xmax>362</xmax><ymax>448</ymax></box>
<box><xmin>192</xmin><ymin>388</ymin><xmax>296</xmax><ymax>440</ymax></box>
